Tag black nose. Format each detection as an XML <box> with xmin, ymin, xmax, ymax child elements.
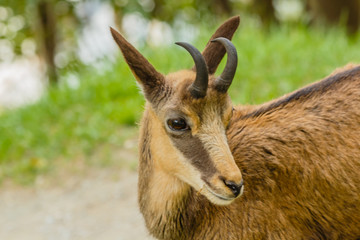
<box><xmin>224</xmin><ymin>179</ymin><xmax>243</xmax><ymax>197</ymax></box>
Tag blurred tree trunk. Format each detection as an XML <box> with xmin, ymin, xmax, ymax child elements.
<box><xmin>113</xmin><ymin>4</ymin><xmax>123</xmax><ymax>32</ymax></box>
<box><xmin>307</xmin><ymin>0</ymin><xmax>360</xmax><ymax>35</ymax></box>
<box><xmin>214</xmin><ymin>0</ymin><xmax>232</xmax><ymax>15</ymax></box>
<box><xmin>151</xmin><ymin>0</ymin><xmax>233</xmax><ymax>22</ymax></box>
<box><xmin>152</xmin><ymin>0</ymin><xmax>165</xmax><ymax>20</ymax></box>
<box><xmin>37</xmin><ymin>0</ymin><xmax>57</xmax><ymax>83</ymax></box>
<box><xmin>253</xmin><ymin>0</ymin><xmax>277</xmax><ymax>28</ymax></box>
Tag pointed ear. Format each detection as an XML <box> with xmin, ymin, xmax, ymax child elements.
<box><xmin>200</xmin><ymin>16</ymin><xmax>240</xmax><ymax>75</ymax></box>
<box><xmin>110</xmin><ymin>27</ymin><xmax>165</xmax><ymax>102</ymax></box>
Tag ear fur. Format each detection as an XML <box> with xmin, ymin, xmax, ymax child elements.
<box><xmin>200</xmin><ymin>16</ymin><xmax>240</xmax><ymax>75</ymax></box>
<box><xmin>110</xmin><ymin>27</ymin><xmax>165</xmax><ymax>102</ymax></box>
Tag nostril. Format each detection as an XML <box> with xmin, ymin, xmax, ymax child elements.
<box><xmin>223</xmin><ymin>179</ymin><xmax>243</xmax><ymax>197</ymax></box>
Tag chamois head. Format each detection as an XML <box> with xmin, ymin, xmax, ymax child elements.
<box><xmin>111</xmin><ymin>16</ymin><xmax>243</xmax><ymax>205</ymax></box>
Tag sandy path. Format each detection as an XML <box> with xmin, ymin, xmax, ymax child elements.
<box><xmin>0</xmin><ymin>169</ymin><xmax>155</xmax><ymax>240</ymax></box>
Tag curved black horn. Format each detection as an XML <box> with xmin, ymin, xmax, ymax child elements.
<box><xmin>211</xmin><ymin>37</ymin><xmax>238</xmax><ymax>93</ymax></box>
<box><xmin>176</xmin><ymin>42</ymin><xmax>209</xmax><ymax>98</ymax></box>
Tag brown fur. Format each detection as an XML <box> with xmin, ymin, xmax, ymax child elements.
<box><xmin>111</xmin><ymin>17</ymin><xmax>360</xmax><ymax>239</ymax></box>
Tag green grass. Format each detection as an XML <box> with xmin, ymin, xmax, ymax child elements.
<box><xmin>0</xmin><ymin>20</ymin><xmax>359</xmax><ymax>183</ymax></box>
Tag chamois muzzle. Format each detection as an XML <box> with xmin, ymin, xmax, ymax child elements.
<box><xmin>176</xmin><ymin>42</ymin><xmax>209</xmax><ymax>98</ymax></box>
<box><xmin>211</xmin><ymin>37</ymin><xmax>238</xmax><ymax>93</ymax></box>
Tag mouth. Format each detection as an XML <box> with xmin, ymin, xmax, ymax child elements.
<box><xmin>204</xmin><ymin>184</ymin><xmax>235</xmax><ymax>201</ymax></box>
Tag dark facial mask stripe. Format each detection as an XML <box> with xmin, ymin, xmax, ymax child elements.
<box><xmin>170</xmin><ymin>134</ymin><xmax>217</xmax><ymax>179</ymax></box>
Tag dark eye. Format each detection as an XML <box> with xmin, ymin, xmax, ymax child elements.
<box><xmin>167</xmin><ymin>118</ymin><xmax>189</xmax><ymax>131</ymax></box>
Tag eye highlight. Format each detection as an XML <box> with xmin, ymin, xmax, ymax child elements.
<box><xmin>167</xmin><ymin>118</ymin><xmax>190</xmax><ymax>131</ymax></box>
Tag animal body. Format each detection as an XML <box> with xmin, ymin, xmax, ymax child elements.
<box><xmin>111</xmin><ymin>16</ymin><xmax>360</xmax><ymax>239</ymax></box>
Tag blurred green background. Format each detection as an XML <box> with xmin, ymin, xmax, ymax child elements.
<box><xmin>0</xmin><ymin>0</ymin><xmax>359</xmax><ymax>183</ymax></box>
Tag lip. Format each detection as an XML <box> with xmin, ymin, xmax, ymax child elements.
<box><xmin>205</xmin><ymin>184</ymin><xmax>234</xmax><ymax>201</ymax></box>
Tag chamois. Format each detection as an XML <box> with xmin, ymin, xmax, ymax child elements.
<box><xmin>111</xmin><ymin>16</ymin><xmax>360</xmax><ymax>239</ymax></box>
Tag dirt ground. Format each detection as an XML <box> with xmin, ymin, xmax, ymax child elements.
<box><xmin>0</xmin><ymin>168</ymin><xmax>155</xmax><ymax>240</ymax></box>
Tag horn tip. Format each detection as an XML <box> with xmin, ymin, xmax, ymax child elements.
<box><xmin>175</xmin><ymin>42</ymin><xmax>187</xmax><ymax>47</ymax></box>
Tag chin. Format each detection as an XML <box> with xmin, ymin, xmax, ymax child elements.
<box><xmin>202</xmin><ymin>186</ymin><xmax>238</xmax><ymax>206</ymax></box>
